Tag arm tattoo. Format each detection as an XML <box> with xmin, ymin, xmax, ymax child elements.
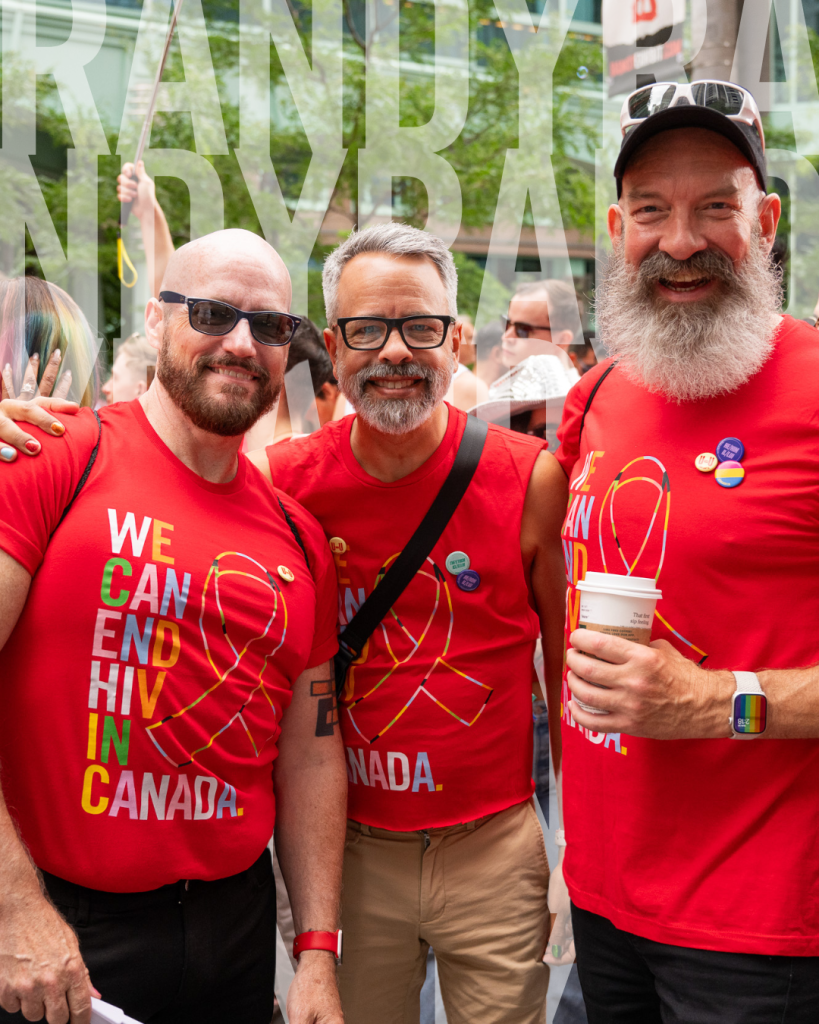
<box><xmin>310</xmin><ymin>678</ymin><xmax>338</xmax><ymax>737</ymax></box>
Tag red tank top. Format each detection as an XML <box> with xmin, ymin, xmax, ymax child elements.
<box><xmin>267</xmin><ymin>405</ymin><xmax>545</xmax><ymax>829</ymax></box>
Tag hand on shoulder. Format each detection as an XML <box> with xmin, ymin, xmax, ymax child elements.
<box><xmin>0</xmin><ymin>397</ymin><xmax>79</xmax><ymax>463</ymax></box>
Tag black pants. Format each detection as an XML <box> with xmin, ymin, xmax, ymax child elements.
<box><xmin>572</xmin><ymin>903</ymin><xmax>819</xmax><ymax>1024</ymax></box>
<box><xmin>0</xmin><ymin>849</ymin><xmax>277</xmax><ymax>1024</ymax></box>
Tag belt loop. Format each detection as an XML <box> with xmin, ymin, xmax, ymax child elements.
<box><xmin>359</xmin><ymin>822</ymin><xmax>372</xmax><ymax>837</ymax></box>
<box><xmin>76</xmin><ymin>892</ymin><xmax>90</xmax><ymax>928</ymax></box>
<box><xmin>463</xmin><ymin>812</ymin><xmax>489</xmax><ymax>832</ymax></box>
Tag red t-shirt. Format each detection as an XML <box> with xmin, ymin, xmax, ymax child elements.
<box><xmin>555</xmin><ymin>315</ymin><xmax>819</xmax><ymax>956</ymax></box>
<box><xmin>0</xmin><ymin>401</ymin><xmax>337</xmax><ymax>892</ymax></box>
<box><xmin>267</xmin><ymin>405</ymin><xmax>545</xmax><ymax>829</ymax></box>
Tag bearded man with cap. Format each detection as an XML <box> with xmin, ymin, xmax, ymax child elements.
<box><xmin>555</xmin><ymin>80</ymin><xmax>819</xmax><ymax>1021</ymax></box>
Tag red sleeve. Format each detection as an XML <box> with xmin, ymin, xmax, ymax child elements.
<box><xmin>275</xmin><ymin>493</ymin><xmax>338</xmax><ymax>670</ymax></box>
<box><xmin>0</xmin><ymin>409</ymin><xmax>99</xmax><ymax>575</ymax></box>
<box><xmin>554</xmin><ymin>360</ymin><xmax>614</xmax><ymax>480</ymax></box>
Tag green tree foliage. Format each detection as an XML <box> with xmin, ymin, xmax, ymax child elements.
<box><xmin>17</xmin><ymin>0</ymin><xmax>603</xmax><ymax>339</ymax></box>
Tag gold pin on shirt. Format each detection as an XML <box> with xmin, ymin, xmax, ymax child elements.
<box><xmin>277</xmin><ymin>565</ymin><xmax>295</xmax><ymax>583</ymax></box>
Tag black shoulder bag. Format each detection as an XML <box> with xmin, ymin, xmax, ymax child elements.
<box><xmin>334</xmin><ymin>414</ymin><xmax>489</xmax><ymax>696</ymax></box>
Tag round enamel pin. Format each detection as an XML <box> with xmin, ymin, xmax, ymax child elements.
<box><xmin>456</xmin><ymin>569</ymin><xmax>481</xmax><ymax>592</ymax></box>
<box><xmin>277</xmin><ymin>565</ymin><xmax>296</xmax><ymax>582</ymax></box>
<box><xmin>716</xmin><ymin>437</ymin><xmax>745</xmax><ymax>463</ymax></box>
<box><xmin>445</xmin><ymin>551</ymin><xmax>470</xmax><ymax>575</ymax></box>
<box><xmin>715</xmin><ymin>460</ymin><xmax>745</xmax><ymax>489</ymax></box>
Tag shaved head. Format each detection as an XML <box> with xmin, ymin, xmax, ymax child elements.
<box><xmin>149</xmin><ymin>228</ymin><xmax>293</xmax><ymax>437</ymax></box>
<box><xmin>161</xmin><ymin>228</ymin><xmax>292</xmax><ymax>308</ymax></box>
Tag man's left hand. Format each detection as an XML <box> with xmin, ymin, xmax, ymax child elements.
<box><xmin>566</xmin><ymin>630</ymin><xmax>734</xmax><ymax>740</ymax></box>
<box><xmin>287</xmin><ymin>951</ymin><xmax>343</xmax><ymax>1024</ymax></box>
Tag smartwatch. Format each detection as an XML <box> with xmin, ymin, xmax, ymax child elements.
<box><xmin>293</xmin><ymin>930</ymin><xmax>343</xmax><ymax>963</ymax></box>
<box><xmin>730</xmin><ymin>671</ymin><xmax>767</xmax><ymax>738</ymax></box>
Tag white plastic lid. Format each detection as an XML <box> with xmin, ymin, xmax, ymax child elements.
<box><xmin>576</xmin><ymin>571</ymin><xmax>662</xmax><ymax>600</ymax></box>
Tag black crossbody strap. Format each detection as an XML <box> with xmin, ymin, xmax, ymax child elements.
<box><xmin>578</xmin><ymin>360</ymin><xmax>618</xmax><ymax>445</ymax></box>
<box><xmin>340</xmin><ymin>415</ymin><xmax>488</xmax><ymax>659</ymax></box>
<box><xmin>52</xmin><ymin>410</ymin><xmax>102</xmax><ymax>535</ymax></box>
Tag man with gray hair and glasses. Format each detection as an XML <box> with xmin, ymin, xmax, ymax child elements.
<box><xmin>248</xmin><ymin>222</ymin><xmax>571</xmax><ymax>1023</ymax></box>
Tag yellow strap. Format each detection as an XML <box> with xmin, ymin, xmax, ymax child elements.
<box><xmin>117</xmin><ymin>237</ymin><xmax>138</xmax><ymax>289</ymax></box>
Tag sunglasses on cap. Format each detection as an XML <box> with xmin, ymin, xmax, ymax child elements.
<box><xmin>502</xmin><ymin>316</ymin><xmax>553</xmax><ymax>339</ymax></box>
<box><xmin>159</xmin><ymin>291</ymin><xmax>301</xmax><ymax>347</ymax></box>
<box><xmin>620</xmin><ymin>81</ymin><xmax>764</xmax><ymax>148</ymax></box>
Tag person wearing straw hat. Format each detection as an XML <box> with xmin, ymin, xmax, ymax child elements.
<box><xmin>555</xmin><ymin>80</ymin><xmax>819</xmax><ymax>1020</ymax></box>
<box><xmin>468</xmin><ymin>352</ymin><xmax>577</xmax><ymax>450</ymax></box>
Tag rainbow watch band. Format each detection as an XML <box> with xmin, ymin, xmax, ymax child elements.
<box><xmin>730</xmin><ymin>671</ymin><xmax>767</xmax><ymax>738</ymax></box>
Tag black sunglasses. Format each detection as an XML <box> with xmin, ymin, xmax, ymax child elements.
<box><xmin>502</xmin><ymin>316</ymin><xmax>553</xmax><ymax>339</ymax></box>
<box><xmin>159</xmin><ymin>291</ymin><xmax>301</xmax><ymax>347</ymax></box>
<box><xmin>336</xmin><ymin>315</ymin><xmax>454</xmax><ymax>351</ymax></box>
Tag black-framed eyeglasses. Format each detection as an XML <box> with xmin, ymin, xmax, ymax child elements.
<box><xmin>502</xmin><ymin>316</ymin><xmax>553</xmax><ymax>339</ymax></box>
<box><xmin>336</xmin><ymin>315</ymin><xmax>454</xmax><ymax>350</ymax></box>
<box><xmin>159</xmin><ymin>291</ymin><xmax>301</xmax><ymax>347</ymax></box>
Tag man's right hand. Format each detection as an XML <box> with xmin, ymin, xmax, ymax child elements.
<box><xmin>0</xmin><ymin>890</ymin><xmax>98</xmax><ymax>1023</ymax></box>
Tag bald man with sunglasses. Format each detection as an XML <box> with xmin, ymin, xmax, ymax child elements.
<box><xmin>0</xmin><ymin>230</ymin><xmax>345</xmax><ymax>1024</ymax></box>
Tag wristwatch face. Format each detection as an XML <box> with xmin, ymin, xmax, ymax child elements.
<box><xmin>733</xmin><ymin>692</ymin><xmax>767</xmax><ymax>735</ymax></box>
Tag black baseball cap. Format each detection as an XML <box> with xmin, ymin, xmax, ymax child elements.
<box><xmin>614</xmin><ymin>83</ymin><xmax>767</xmax><ymax>198</ymax></box>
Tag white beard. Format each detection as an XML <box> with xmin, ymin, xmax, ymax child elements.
<box><xmin>595</xmin><ymin>237</ymin><xmax>782</xmax><ymax>403</ymax></box>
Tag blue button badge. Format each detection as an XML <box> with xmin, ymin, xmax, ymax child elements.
<box><xmin>716</xmin><ymin>437</ymin><xmax>744</xmax><ymax>463</ymax></box>
<box><xmin>456</xmin><ymin>569</ymin><xmax>481</xmax><ymax>592</ymax></box>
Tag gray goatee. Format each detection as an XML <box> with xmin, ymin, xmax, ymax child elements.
<box><xmin>596</xmin><ymin>235</ymin><xmax>782</xmax><ymax>402</ymax></box>
<box><xmin>337</xmin><ymin>358</ymin><xmax>452</xmax><ymax>435</ymax></box>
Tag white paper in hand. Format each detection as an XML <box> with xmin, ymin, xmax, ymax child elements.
<box><xmin>91</xmin><ymin>996</ymin><xmax>144</xmax><ymax>1024</ymax></box>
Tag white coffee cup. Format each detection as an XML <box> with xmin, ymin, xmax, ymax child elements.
<box><xmin>571</xmin><ymin>572</ymin><xmax>662</xmax><ymax>715</ymax></box>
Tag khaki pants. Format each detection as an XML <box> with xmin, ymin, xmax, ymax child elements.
<box><xmin>338</xmin><ymin>798</ymin><xmax>550</xmax><ymax>1024</ymax></box>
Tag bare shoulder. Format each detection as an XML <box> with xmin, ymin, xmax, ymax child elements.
<box><xmin>522</xmin><ymin>451</ymin><xmax>569</xmax><ymax>540</ymax></box>
<box><xmin>528</xmin><ymin>450</ymin><xmax>569</xmax><ymax>501</ymax></box>
<box><xmin>245</xmin><ymin>447</ymin><xmax>272</xmax><ymax>483</ymax></box>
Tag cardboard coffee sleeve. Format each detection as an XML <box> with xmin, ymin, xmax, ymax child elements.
<box><xmin>572</xmin><ymin>572</ymin><xmax>662</xmax><ymax>714</ymax></box>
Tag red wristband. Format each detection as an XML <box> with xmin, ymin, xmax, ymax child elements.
<box><xmin>293</xmin><ymin>930</ymin><xmax>343</xmax><ymax>962</ymax></box>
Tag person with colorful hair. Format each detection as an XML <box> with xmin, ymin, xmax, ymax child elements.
<box><xmin>0</xmin><ymin>276</ymin><xmax>100</xmax><ymax>463</ymax></box>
